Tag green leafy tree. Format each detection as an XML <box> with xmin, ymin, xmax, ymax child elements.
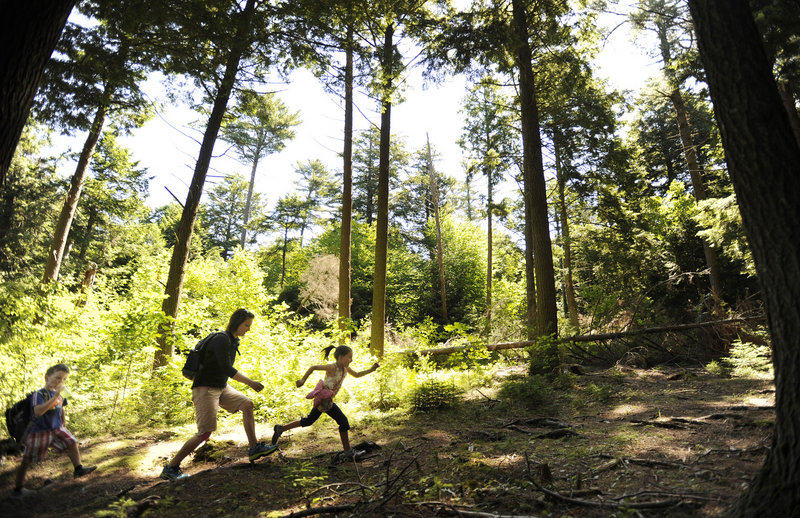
<box><xmin>36</xmin><ymin>10</ymin><xmax>154</xmax><ymax>284</ymax></box>
<box><xmin>535</xmin><ymin>26</ymin><xmax>626</xmax><ymax>332</ymax></box>
<box><xmin>458</xmin><ymin>76</ymin><xmax>517</xmax><ymax>334</ymax></box>
<box><xmin>0</xmin><ymin>123</ymin><xmax>61</xmax><ymax>278</ymax></box>
<box><xmin>352</xmin><ymin>127</ymin><xmax>410</xmax><ymax>225</ymax></box>
<box><xmin>630</xmin><ymin>0</ymin><xmax>724</xmax><ymax>302</ymax></box>
<box><xmin>421</xmin><ymin>213</ymin><xmax>487</xmax><ymax>326</ymax></box>
<box><xmin>393</xmin><ymin>144</ymin><xmax>456</xmax><ymax>252</ymax></box>
<box><xmin>200</xmin><ymin>173</ymin><xmax>267</xmax><ymax>257</ymax></box>
<box><xmin>152</xmin><ymin>0</ymin><xmax>270</xmax><ymax>366</ymax></box>
<box><xmin>293</xmin><ymin>159</ymin><xmax>338</xmax><ymax>246</ymax></box>
<box><xmin>71</xmin><ymin>132</ymin><xmax>150</xmax><ymax>274</ymax></box>
<box><xmin>271</xmin><ymin>194</ymin><xmax>306</xmax><ymax>289</ymax></box>
<box><xmin>220</xmin><ymin>89</ymin><xmax>300</xmax><ymax>248</ymax></box>
<box><xmin>425</xmin><ymin>0</ymin><xmax>568</xmax><ymax>339</ymax></box>
<box><xmin>274</xmin><ymin>0</ymin><xmax>374</xmax><ymax>338</ymax></box>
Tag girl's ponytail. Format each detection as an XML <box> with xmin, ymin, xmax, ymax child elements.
<box><xmin>322</xmin><ymin>345</ymin><xmax>352</xmax><ymax>360</ymax></box>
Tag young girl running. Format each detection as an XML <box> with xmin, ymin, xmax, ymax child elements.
<box><xmin>271</xmin><ymin>345</ymin><xmax>378</xmax><ymax>454</ymax></box>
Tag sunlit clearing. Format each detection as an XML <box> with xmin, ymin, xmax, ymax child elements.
<box><xmin>743</xmin><ymin>395</ymin><xmax>772</xmax><ymax>407</ymax></box>
<box><xmin>609</xmin><ymin>403</ymin><xmax>647</xmax><ymax>417</ymax></box>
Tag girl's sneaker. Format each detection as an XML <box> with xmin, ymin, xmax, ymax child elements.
<box><xmin>271</xmin><ymin>424</ymin><xmax>283</xmax><ymax>445</ymax></box>
<box><xmin>74</xmin><ymin>465</ymin><xmax>97</xmax><ymax>478</ymax></box>
<box><xmin>160</xmin><ymin>465</ymin><xmax>189</xmax><ymax>480</ymax></box>
<box><xmin>248</xmin><ymin>442</ymin><xmax>278</xmax><ymax>461</ymax></box>
<box><xmin>12</xmin><ymin>487</ymin><xmax>36</xmax><ymax>498</ymax></box>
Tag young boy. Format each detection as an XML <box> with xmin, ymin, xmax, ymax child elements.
<box><xmin>13</xmin><ymin>363</ymin><xmax>96</xmax><ymax>497</ymax></box>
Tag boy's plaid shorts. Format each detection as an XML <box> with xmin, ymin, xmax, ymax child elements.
<box><xmin>23</xmin><ymin>425</ymin><xmax>77</xmax><ymax>463</ymax></box>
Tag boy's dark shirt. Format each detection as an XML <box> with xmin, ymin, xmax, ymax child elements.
<box><xmin>29</xmin><ymin>389</ymin><xmax>67</xmax><ymax>432</ymax></box>
<box><xmin>191</xmin><ymin>331</ymin><xmax>240</xmax><ymax>389</ymax></box>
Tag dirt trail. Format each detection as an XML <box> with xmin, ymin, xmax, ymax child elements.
<box><xmin>1</xmin><ymin>366</ymin><xmax>775</xmax><ymax>517</ymax></box>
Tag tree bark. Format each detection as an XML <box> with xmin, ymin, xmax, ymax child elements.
<box><xmin>486</xmin><ymin>163</ymin><xmax>493</xmax><ymax>336</ymax></box>
<box><xmin>155</xmin><ymin>0</ymin><xmax>257</xmax><ymax>367</ymax></box>
<box><xmin>78</xmin><ymin>205</ymin><xmax>97</xmax><ymax>263</ymax></box>
<box><xmin>427</xmin><ymin>136</ymin><xmax>448</xmax><ymax>323</ymax></box>
<box><xmin>0</xmin><ymin>0</ymin><xmax>75</xmax><ymax>185</ymax></box>
<box><xmin>240</xmin><ymin>150</ymin><xmax>262</xmax><ymax>248</ymax></box>
<box><xmin>511</xmin><ymin>0</ymin><xmax>558</xmax><ymax>338</ymax></box>
<box><xmin>370</xmin><ymin>23</ymin><xmax>394</xmax><ymax>358</ymax></box>
<box><xmin>687</xmin><ymin>1</ymin><xmax>800</xmax><ymax>515</ymax></box>
<box><xmin>668</xmin><ymin>88</ymin><xmax>723</xmax><ymax>302</ymax></box>
<box><xmin>520</xmin><ymin>162</ymin><xmax>537</xmax><ymax>341</ymax></box>
<box><xmin>338</xmin><ymin>23</ymin><xmax>355</xmax><ymax>340</ymax></box>
<box><xmin>42</xmin><ymin>96</ymin><xmax>110</xmax><ymax>284</ymax></box>
<box><xmin>555</xmin><ymin>142</ymin><xmax>579</xmax><ymax>330</ymax></box>
<box><xmin>280</xmin><ymin>225</ymin><xmax>288</xmax><ymax>289</ymax></box>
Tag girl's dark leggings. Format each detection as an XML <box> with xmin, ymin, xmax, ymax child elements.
<box><xmin>299</xmin><ymin>402</ymin><xmax>350</xmax><ymax>431</ymax></box>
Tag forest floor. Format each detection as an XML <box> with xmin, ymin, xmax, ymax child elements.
<box><xmin>0</xmin><ymin>364</ymin><xmax>775</xmax><ymax>518</ymax></box>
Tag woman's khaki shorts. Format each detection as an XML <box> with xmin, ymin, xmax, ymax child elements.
<box><xmin>192</xmin><ymin>385</ymin><xmax>250</xmax><ymax>435</ymax></box>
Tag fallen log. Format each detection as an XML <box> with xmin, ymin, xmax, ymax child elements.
<box><xmin>407</xmin><ymin>316</ymin><xmax>766</xmax><ymax>357</ymax></box>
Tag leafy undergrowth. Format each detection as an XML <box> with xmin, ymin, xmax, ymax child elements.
<box><xmin>1</xmin><ymin>365</ymin><xmax>774</xmax><ymax>517</ymax></box>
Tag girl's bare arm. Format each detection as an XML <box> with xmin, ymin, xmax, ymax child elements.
<box><xmin>348</xmin><ymin>363</ymin><xmax>379</xmax><ymax>378</ymax></box>
<box><xmin>296</xmin><ymin>364</ymin><xmax>330</xmax><ymax>387</ymax></box>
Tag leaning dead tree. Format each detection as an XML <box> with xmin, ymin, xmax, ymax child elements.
<box><xmin>410</xmin><ymin>316</ymin><xmax>767</xmax><ymax>365</ymax></box>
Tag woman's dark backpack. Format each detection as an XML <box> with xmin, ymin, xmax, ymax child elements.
<box><xmin>181</xmin><ymin>332</ymin><xmax>223</xmax><ymax>380</ymax></box>
<box><xmin>5</xmin><ymin>389</ymin><xmax>48</xmax><ymax>444</ymax></box>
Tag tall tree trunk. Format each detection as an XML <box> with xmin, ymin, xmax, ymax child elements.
<box><xmin>486</xmin><ymin>165</ymin><xmax>493</xmax><ymax>336</ymax></box>
<box><xmin>338</xmin><ymin>23</ymin><xmax>354</xmax><ymax>340</ymax></box>
<box><xmin>465</xmin><ymin>175</ymin><xmax>474</xmax><ymax>221</ymax></box>
<box><xmin>427</xmin><ymin>135</ymin><xmax>447</xmax><ymax>323</ymax></box>
<box><xmin>554</xmin><ymin>141</ymin><xmax>579</xmax><ymax>330</ymax></box>
<box><xmin>0</xmin><ymin>0</ymin><xmax>75</xmax><ymax>185</ymax></box>
<box><xmin>370</xmin><ymin>22</ymin><xmax>393</xmax><ymax>358</ymax></box>
<box><xmin>78</xmin><ymin>204</ymin><xmax>97</xmax><ymax>263</ymax></box>
<box><xmin>223</xmin><ymin>203</ymin><xmax>234</xmax><ymax>257</ymax></box>
<box><xmin>240</xmin><ymin>151</ymin><xmax>262</xmax><ymax>248</ymax></box>
<box><xmin>669</xmin><ymin>88</ymin><xmax>723</xmax><ymax>302</ymax></box>
<box><xmin>519</xmin><ymin>162</ymin><xmax>537</xmax><ymax>340</ymax></box>
<box><xmin>299</xmin><ymin>196</ymin><xmax>309</xmax><ymax>248</ymax></box>
<box><xmin>280</xmin><ymin>225</ymin><xmax>288</xmax><ymax>289</ymax></box>
<box><xmin>42</xmin><ymin>97</ymin><xmax>110</xmax><ymax>284</ymax></box>
<box><xmin>688</xmin><ymin>1</ymin><xmax>800</xmax><ymax>515</ymax></box>
<box><xmin>511</xmin><ymin>0</ymin><xmax>558</xmax><ymax>339</ymax></box>
<box><xmin>154</xmin><ymin>0</ymin><xmax>256</xmax><ymax>368</ymax></box>
<box><xmin>366</xmin><ymin>139</ymin><xmax>376</xmax><ymax>226</ymax></box>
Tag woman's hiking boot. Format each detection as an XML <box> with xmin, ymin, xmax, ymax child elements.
<box><xmin>248</xmin><ymin>442</ymin><xmax>278</xmax><ymax>462</ymax></box>
<box><xmin>160</xmin><ymin>465</ymin><xmax>189</xmax><ymax>481</ymax></box>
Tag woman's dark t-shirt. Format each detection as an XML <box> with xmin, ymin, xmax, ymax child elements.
<box><xmin>191</xmin><ymin>331</ymin><xmax>239</xmax><ymax>389</ymax></box>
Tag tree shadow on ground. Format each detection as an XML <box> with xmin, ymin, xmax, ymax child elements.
<box><xmin>0</xmin><ymin>365</ymin><xmax>774</xmax><ymax>517</ymax></box>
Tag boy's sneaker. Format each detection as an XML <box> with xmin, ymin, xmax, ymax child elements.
<box><xmin>74</xmin><ymin>465</ymin><xmax>97</xmax><ymax>478</ymax></box>
<box><xmin>248</xmin><ymin>442</ymin><xmax>278</xmax><ymax>461</ymax></box>
<box><xmin>160</xmin><ymin>465</ymin><xmax>189</xmax><ymax>481</ymax></box>
<box><xmin>12</xmin><ymin>487</ymin><xmax>36</xmax><ymax>498</ymax></box>
<box><xmin>271</xmin><ymin>424</ymin><xmax>283</xmax><ymax>445</ymax></box>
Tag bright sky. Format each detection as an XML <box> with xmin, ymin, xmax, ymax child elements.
<box><xmin>51</xmin><ymin>5</ymin><xmax>658</xmax><ymax>224</ymax></box>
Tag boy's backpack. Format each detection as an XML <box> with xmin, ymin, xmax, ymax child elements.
<box><xmin>5</xmin><ymin>389</ymin><xmax>48</xmax><ymax>444</ymax></box>
<box><xmin>181</xmin><ymin>332</ymin><xmax>223</xmax><ymax>380</ymax></box>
